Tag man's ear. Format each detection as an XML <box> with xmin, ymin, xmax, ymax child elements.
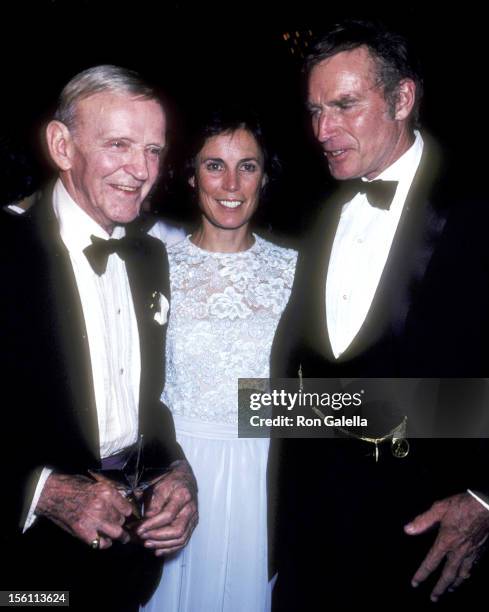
<box><xmin>394</xmin><ymin>78</ymin><xmax>416</xmax><ymax>121</ymax></box>
<box><xmin>45</xmin><ymin>120</ymin><xmax>75</xmax><ymax>171</ymax></box>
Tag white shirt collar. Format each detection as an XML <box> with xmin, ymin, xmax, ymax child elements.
<box><xmin>52</xmin><ymin>178</ymin><xmax>124</xmax><ymax>254</ymax></box>
<box><xmin>365</xmin><ymin>130</ymin><xmax>424</xmax><ymax>183</ymax></box>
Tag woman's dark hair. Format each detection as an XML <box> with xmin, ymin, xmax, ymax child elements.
<box><xmin>184</xmin><ymin>105</ymin><xmax>280</xmax><ymax>189</ymax></box>
<box><xmin>305</xmin><ymin>18</ymin><xmax>424</xmax><ymax>128</ymax></box>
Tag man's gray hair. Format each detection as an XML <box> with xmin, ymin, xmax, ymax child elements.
<box><xmin>54</xmin><ymin>64</ymin><xmax>158</xmax><ymax>130</ymax></box>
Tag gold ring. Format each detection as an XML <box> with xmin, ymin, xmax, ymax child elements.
<box><xmin>90</xmin><ymin>537</ymin><xmax>100</xmax><ymax>550</ymax></box>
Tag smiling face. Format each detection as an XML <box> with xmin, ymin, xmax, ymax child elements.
<box><xmin>48</xmin><ymin>91</ymin><xmax>166</xmax><ymax>232</ymax></box>
<box><xmin>307</xmin><ymin>46</ymin><xmax>414</xmax><ymax>180</ymax></box>
<box><xmin>190</xmin><ymin>128</ymin><xmax>266</xmax><ymax>234</ymax></box>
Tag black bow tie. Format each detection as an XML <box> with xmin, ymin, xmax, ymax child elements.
<box><xmin>351</xmin><ymin>179</ymin><xmax>398</xmax><ymax>210</ymax></box>
<box><xmin>83</xmin><ymin>235</ymin><xmax>136</xmax><ymax>276</ymax></box>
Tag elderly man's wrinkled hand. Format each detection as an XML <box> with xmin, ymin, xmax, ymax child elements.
<box><xmin>404</xmin><ymin>492</ymin><xmax>489</xmax><ymax>602</ymax></box>
<box><xmin>136</xmin><ymin>460</ymin><xmax>198</xmax><ymax>556</ymax></box>
<box><xmin>37</xmin><ymin>472</ymin><xmax>134</xmax><ymax>549</ymax></box>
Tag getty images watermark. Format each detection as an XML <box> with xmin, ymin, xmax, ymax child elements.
<box><xmin>238</xmin><ymin>378</ymin><xmax>489</xmax><ymax>439</ymax></box>
<box><xmin>248</xmin><ymin>388</ymin><xmax>367</xmax><ymax>428</ymax></box>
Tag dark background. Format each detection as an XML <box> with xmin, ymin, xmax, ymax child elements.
<box><xmin>0</xmin><ymin>0</ymin><xmax>485</xmax><ymax>239</ymax></box>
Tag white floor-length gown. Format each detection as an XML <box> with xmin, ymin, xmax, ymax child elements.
<box><xmin>142</xmin><ymin>234</ymin><xmax>296</xmax><ymax>612</ymax></box>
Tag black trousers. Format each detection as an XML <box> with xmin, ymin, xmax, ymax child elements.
<box><xmin>271</xmin><ymin>437</ymin><xmax>489</xmax><ymax>611</ymax></box>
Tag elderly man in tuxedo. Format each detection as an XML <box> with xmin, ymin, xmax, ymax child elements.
<box><xmin>1</xmin><ymin>65</ymin><xmax>197</xmax><ymax>611</ymax></box>
<box><xmin>270</xmin><ymin>19</ymin><xmax>489</xmax><ymax>610</ymax></box>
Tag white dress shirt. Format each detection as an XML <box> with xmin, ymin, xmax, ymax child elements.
<box><xmin>147</xmin><ymin>219</ymin><xmax>186</xmax><ymax>247</ymax></box>
<box><xmin>326</xmin><ymin>131</ymin><xmax>424</xmax><ymax>358</ymax></box>
<box><xmin>25</xmin><ymin>179</ymin><xmax>141</xmax><ymax>529</ymax></box>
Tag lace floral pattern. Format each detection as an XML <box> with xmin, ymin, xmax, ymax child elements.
<box><xmin>162</xmin><ymin>235</ymin><xmax>297</xmax><ymax>424</ymax></box>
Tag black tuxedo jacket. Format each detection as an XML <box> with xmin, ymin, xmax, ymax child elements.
<box><xmin>0</xmin><ymin>187</ymin><xmax>182</xmax><ymax>606</ymax></box>
<box><xmin>273</xmin><ymin>138</ymin><xmax>489</xmax><ymax>379</ymax></box>
<box><xmin>269</xmin><ymin>138</ymin><xmax>489</xmax><ymax>608</ymax></box>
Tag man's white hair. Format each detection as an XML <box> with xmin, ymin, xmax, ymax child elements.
<box><xmin>54</xmin><ymin>64</ymin><xmax>158</xmax><ymax>130</ymax></box>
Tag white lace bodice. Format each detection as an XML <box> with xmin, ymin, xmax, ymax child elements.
<box><xmin>162</xmin><ymin>234</ymin><xmax>297</xmax><ymax>424</ymax></box>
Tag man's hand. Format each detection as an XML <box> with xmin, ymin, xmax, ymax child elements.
<box><xmin>404</xmin><ymin>493</ymin><xmax>489</xmax><ymax>602</ymax></box>
<box><xmin>37</xmin><ymin>472</ymin><xmax>134</xmax><ymax>549</ymax></box>
<box><xmin>136</xmin><ymin>460</ymin><xmax>198</xmax><ymax>556</ymax></box>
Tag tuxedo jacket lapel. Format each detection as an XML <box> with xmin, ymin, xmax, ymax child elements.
<box><xmin>31</xmin><ymin>192</ymin><xmax>101</xmax><ymax>461</ymax></box>
<box><xmin>122</xmin><ymin>227</ymin><xmax>181</xmax><ymax>470</ymax></box>
<box><xmin>122</xmin><ymin>230</ymin><xmax>169</xmax><ymax>426</ymax></box>
<box><xmin>375</xmin><ymin>142</ymin><xmax>446</xmax><ymax>339</ymax></box>
<box><xmin>302</xmin><ymin>183</ymin><xmax>354</xmax><ymax>361</ymax></box>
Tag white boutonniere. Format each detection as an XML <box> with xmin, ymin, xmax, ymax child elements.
<box><xmin>150</xmin><ymin>291</ymin><xmax>169</xmax><ymax>325</ymax></box>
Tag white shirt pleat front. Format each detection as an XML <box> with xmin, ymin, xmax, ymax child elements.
<box><xmin>53</xmin><ymin>179</ymin><xmax>141</xmax><ymax>458</ymax></box>
<box><xmin>326</xmin><ymin>131</ymin><xmax>424</xmax><ymax>358</ymax></box>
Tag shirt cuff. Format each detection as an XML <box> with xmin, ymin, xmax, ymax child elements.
<box><xmin>468</xmin><ymin>489</ymin><xmax>489</xmax><ymax>512</ymax></box>
<box><xmin>6</xmin><ymin>204</ymin><xmax>26</xmax><ymax>215</ymax></box>
<box><xmin>22</xmin><ymin>468</ymin><xmax>53</xmax><ymax>532</ymax></box>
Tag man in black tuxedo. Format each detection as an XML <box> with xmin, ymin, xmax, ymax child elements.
<box><xmin>270</xmin><ymin>20</ymin><xmax>489</xmax><ymax>610</ymax></box>
<box><xmin>1</xmin><ymin>65</ymin><xmax>197</xmax><ymax>611</ymax></box>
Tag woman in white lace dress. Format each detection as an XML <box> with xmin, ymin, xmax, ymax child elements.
<box><xmin>142</xmin><ymin>109</ymin><xmax>297</xmax><ymax>612</ymax></box>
